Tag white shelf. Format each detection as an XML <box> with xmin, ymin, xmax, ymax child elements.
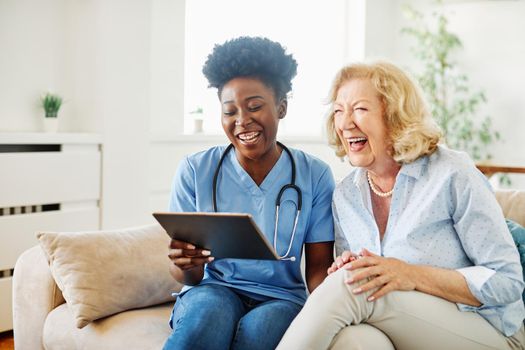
<box><xmin>0</xmin><ymin>132</ymin><xmax>102</xmax><ymax>145</ymax></box>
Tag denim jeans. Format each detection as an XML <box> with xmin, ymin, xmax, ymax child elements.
<box><xmin>162</xmin><ymin>284</ymin><xmax>302</xmax><ymax>350</ymax></box>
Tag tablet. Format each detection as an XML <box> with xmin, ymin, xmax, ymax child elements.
<box><xmin>152</xmin><ymin>212</ymin><xmax>279</xmax><ymax>260</ymax></box>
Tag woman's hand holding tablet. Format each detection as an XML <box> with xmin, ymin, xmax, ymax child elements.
<box><xmin>167</xmin><ymin>239</ymin><xmax>214</xmax><ymax>271</ymax></box>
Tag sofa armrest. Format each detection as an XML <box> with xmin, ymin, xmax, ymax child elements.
<box><xmin>13</xmin><ymin>245</ymin><xmax>65</xmax><ymax>350</ymax></box>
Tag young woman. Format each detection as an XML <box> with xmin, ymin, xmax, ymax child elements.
<box><xmin>162</xmin><ymin>36</ymin><xmax>335</xmax><ymax>350</ymax></box>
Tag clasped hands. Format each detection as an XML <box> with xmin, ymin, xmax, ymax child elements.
<box><xmin>327</xmin><ymin>249</ymin><xmax>417</xmax><ymax>301</ymax></box>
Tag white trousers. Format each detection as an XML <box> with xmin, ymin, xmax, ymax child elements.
<box><xmin>278</xmin><ymin>268</ymin><xmax>525</xmax><ymax>350</ymax></box>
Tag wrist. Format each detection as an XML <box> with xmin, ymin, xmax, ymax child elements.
<box><xmin>182</xmin><ymin>266</ymin><xmax>204</xmax><ymax>285</ymax></box>
<box><xmin>407</xmin><ymin>263</ymin><xmax>422</xmax><ymax>291</ymax></box>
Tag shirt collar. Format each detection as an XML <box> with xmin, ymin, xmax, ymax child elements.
<box><xmin>352</xmin><ymin>167</ymin><xmax>367</xmax><ymax>187</ymax></box>
<box><xmin>398</xmin><ymin>154</ymin><xmax>429</xmax><ymax>180</ymax></box>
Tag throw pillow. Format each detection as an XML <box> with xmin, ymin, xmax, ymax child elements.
<box><xmin>37</xmin><ymin>224</ymin><xmax>181</xmax><ymax>329</ymax></box>
<box><xmin>506</xmin><ymin>219</ymin><xmax>525</xmax><ymax>303</ymax></box>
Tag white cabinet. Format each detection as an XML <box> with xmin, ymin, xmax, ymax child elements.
<box><xmin>0</xmin><ymin>133</ymin><xmax>102</xmax><ymax>332</ymax></box>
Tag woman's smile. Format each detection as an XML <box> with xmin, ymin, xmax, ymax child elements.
<box><xmin>237</xmin><ymin>130</ymin><xmax>262</xmax><ymax>145</ymax></box>
<box><xmin>346</xmin><ymin>136</ymin><xmax>368</xmax><ymax>152</ymax></box>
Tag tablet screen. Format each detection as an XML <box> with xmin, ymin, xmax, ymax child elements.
<box><xmin>153</xmin><ymin>212</ymin><xmax>279</xmax><ymax>260</ymax></box>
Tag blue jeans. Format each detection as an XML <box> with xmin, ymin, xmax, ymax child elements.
<box><xmin>162</xmin><ymin>284</ymin><xmax>302</xmax><ymax>350</ymax></box>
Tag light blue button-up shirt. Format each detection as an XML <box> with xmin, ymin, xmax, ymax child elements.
<box><xmin>169</xmin><ymin>145</ymin><xmax>335</xmax><ymax>305</ymax></box>
<box><xmin>333</xmin><ymin>146</ymin><xmax>525</xmax><ymax>336</ymax></box>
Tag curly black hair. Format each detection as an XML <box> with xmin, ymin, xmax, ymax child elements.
<box><xmin>202</xmin><ymin>36</ymin><xmax>298</xmax><ymax>101</ymax></box>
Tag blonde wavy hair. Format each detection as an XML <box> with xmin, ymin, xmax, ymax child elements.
<box><xmin>326</xmin><ymin>61</ymin><xmax>442</xmax><ymax>164</ymax></box>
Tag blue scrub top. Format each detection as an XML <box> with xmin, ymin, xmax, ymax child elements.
<box><xmin>169</xmin><ymin>145</ymin><xmax>335</xmax><ymax>305</ymax></box>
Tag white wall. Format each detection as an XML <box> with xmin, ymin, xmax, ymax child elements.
<box><xmin>0</xmin><ymin>0</ymin><xmax>70</xmax><ymax>131</ymax></box>
<box><xmin>150</xmin><ymin>0</ymin><xmax>185</xmax><ymax>135</ymax></box>
<box><xmin>93</xmin><ymin>0</ymin><xmax>153</xmax><ymax>229</ymax></box>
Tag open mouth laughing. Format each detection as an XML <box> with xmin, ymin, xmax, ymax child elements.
<box><xmin>237</xmin><ymin>131</ymin><xmax>261</xmax><ymax>145</ymax></box>
<box><xmin>346</xmin><ymin>136</ymin><xmax>368</xmax><ymax>152</ymax></box>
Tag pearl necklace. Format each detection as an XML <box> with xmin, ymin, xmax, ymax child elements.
<box><xmin>367</xmin><ymin>172</ymin><xmax>394</xmax><ymax>198</ymax></box>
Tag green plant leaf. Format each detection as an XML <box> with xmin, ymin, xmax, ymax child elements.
<box><xmin>41</xmin><ymin>92</ymin><xmax>62</xmax><ymax>117</ymax></box>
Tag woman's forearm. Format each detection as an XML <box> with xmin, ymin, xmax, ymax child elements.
<box><xmin>411</xmin><ymin>265</ymin><xmax>481</xmax><ymax>306</ymax></box>
<box><xmin>306</xmin><ymin>269</ymin><xmax>328</xmax><ymax>293</ymax></box>
<box><xmin>305</xmin><ymin>241</ymin><xmax>334</xmax><ymax>292</ymax></box>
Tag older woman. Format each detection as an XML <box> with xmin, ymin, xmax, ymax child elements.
<box><xmin>162</xmin><ymin>37</ymin><xmax>335</xmax><ymax>350</ymax></box>
<box><xmin>278</xmin><ymin>62</ymin><xmax>525</xmax><ymax>349</ymax></box>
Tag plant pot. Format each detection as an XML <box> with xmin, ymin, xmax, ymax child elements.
<box><xmin>193</xmin><ymin>118</ymin><xmax>204</xmax><ymax>134</ymax></box>
<box><xmin>43</xmin><ymin>117</ymin><xmax>59</xmax><ymax>132</ymax></box>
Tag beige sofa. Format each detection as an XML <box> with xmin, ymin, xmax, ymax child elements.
<box><xmin>12</xmin><ymin>190</ymin><xmax>525</xmax><ymax>350</ymax></box>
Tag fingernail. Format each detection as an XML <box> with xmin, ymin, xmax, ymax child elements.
<box><xmin>344</xmin><ymin>263</ymin><xmax>353</xmax><ymax>270</ymax></box>
<box><xmin>368</xmin><ymin>296</ymin><xmax>375</xmax><ymax>301</ymax></box>
<box><xmin>347</xmin><ymin>277</ymin><xmax>354</xmax><ymax>283</ymax></box>
<box><xmin>202</xmin><ymin>250</ymin><xmax>211</xmax><ymax>256</ymax></box>
<box><xmin>207</xmin><ymin>257</ymin><xmax>214</xmax><ymax>262</ymax></box>
<box><xmin>352</xmin><ymin>288</ymin><xmax>361</xmax><ymax>294</ymax></box>
<box><xmin>187</xmin><ymin>244</ymin><xmax>196</xmax><ymax>249</ymax></box>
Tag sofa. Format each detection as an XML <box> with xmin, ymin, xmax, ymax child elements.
<box><xmin>12</xmin><ymin>190</ymin><xmax>525</xmax><ymax>350</ymax></box>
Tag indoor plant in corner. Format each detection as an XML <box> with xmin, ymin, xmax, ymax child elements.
<box><xmin>401</xmin><ymin>2</ymin><xmax>509</xmax><ymax>185</ymax></box>
<box><xmin>41</xmin><ymin>92</ymin><xmax>62</xmax><ymax>132</ymax></box>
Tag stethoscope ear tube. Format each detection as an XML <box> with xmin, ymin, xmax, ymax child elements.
<box><xmin>276</xmin><ymin>184</ymin><xmax>302</xmax><ymax>211</ymax></box>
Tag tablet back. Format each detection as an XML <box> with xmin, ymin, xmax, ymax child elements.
<box><xmin>153</xmin><ymin>212</ymin><xmax>279</xmax><ymax>260</ymax></box>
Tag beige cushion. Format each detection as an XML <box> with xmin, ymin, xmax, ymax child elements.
<box><xmin>495</xmin><ymin>190</ymin><xmax>525</xmax><ymax>227</ymax></box>
<box><xmin>37</xmin><ymin>224</ymin><xmax>181</xmax><ymax>329</ymax></box>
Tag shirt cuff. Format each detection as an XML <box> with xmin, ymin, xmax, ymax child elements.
<box><xmin>456</xmin><ymin>265</ymin><xmax>496</xmax><ymax>305</ymax></box>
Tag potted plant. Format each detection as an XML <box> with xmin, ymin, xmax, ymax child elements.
<box><xmin>41</xmin><ymin>92</ymin><xmax>62</xmax><ymax>132</ymax></box>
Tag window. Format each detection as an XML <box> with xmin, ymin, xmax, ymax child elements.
<box><xmin>184</xmin><ymin>0</ymin><xmax>348</xmax><ymax>136</ymax></box>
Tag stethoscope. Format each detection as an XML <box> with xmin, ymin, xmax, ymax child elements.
<box><xmin>212</xmin><ymin>141</ymin><xmax>302</xmax><ymax>261</ymax></box>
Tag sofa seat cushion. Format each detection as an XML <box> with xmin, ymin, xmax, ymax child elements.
<box><xmin>43</xmin><ymin>302</ymin><xmax>174</xmax><ymax>350</ymax></box>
